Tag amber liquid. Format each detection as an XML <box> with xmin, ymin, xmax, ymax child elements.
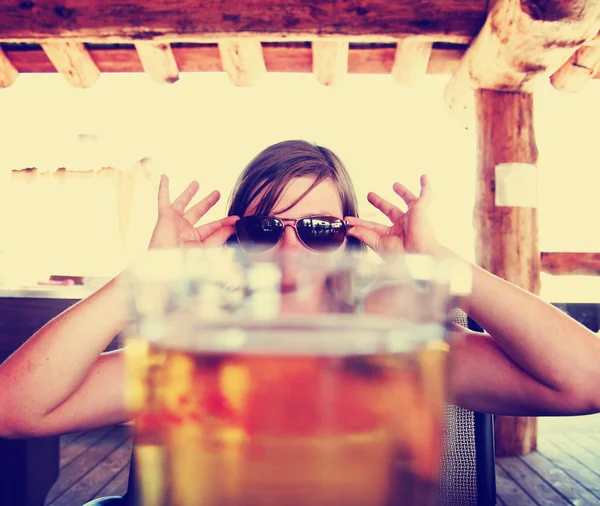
<box><xmin>126</xmin><ymin>323</ymin><xmax>447</xmax><ymax>506</ymax></box>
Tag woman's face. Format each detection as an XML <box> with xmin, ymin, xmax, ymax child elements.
<box><xmin>244</xmin><ymin>176</ymin><xmax>345</xmax><ymax>255</ymax></box>
<box><xmin>244</xmin><ymin>176</ymin><xmax>345</xmax><ymax>301</ymax></box>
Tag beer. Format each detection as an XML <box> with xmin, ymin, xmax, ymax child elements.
<box><xmin>126</xmin><ymin>319</ymin><xmax>447</xmax><ymax>506</ymax></box>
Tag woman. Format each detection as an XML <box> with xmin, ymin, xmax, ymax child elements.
<box><xmin>0</xmin><ymin>140</ymin><xmax>598</xmax><ymax>438</ymax></box>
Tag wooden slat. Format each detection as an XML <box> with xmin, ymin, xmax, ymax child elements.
<box><xmin>391</xmin><ymin>38</ymin><xmax>433</xmax><ymax>85</ymax></box>
<box><xmin>551</xmin><ymin>45</ymin><xmax>600</xmax><ymax>92</ymax></box>
<box><xmin>536</xmin><ymin>437</ymin><xmax>600</xmax><ymax>498</ymax></box>
<box><xmin>46</xmin><ymin>427</ymin><xmax>126</xmax><ymax>504</ymax></box>
<box><xmin>41</xmin><ymin>41</ymin><xmax>100</xmax><ymax>88</ymax></box>
<box><xmin>59</xmin><ymin>427</ymin><xmax>116</xmax><ymax>468</ymax></box>
<box><xmin>312</xmin><ymin>40</ymin><xmax>349</xmax><ymax>86</ymax></box>
<box><xmin>497</xmin><ymin>458</ymin><xmax>571</xmax><ymax>506</ymax></box>
<box><xmin>50</xmin><ymin>440</ymin><xmax>132</xmax><ymax>506</ymax></box>
<box><xmin>539</xmin><ymin>414</ymin><xmax>600</xmax><ymax>434</ymax></box>
<box><xmin>495</xmin><ymin>464</ymin><xmax>538</xmax><ymax>506</ymax></box>
<box><xmin>445</xmin><ymin>0</ymin><xmax>600</xmax><ymax>116</ymax></box>
<box><xmin>541</xmin><ymin>252</ymin><xmax>600</xmax><ymax>276</ymax></box>
<box><xmin>0</xmin><ymin>46</ymin><xmax>18</xmax><ymax>88</ymax></box>
<box><xmin>218</xmin><ymin>40</ymin><xmax>266</xmax><ymax>86</ymax></box>
<box><xmin>134</xmin><ymin>42</ymin><xmax>179</xmax><ymax>83</ymax></box>
<box><xmin>92</xmin><ymin>462</ymin><xmax>130</xmax><ymax>500</ymax></box>
<box><xmin>521</xmin><ymin>450</ymin><xmax>600</xmax><ymax>505</ymax></box>
<box><xmin>0</xmin><ymin>1</ymin><xmax>487</xmax><ymax>42</ymax></box>
<box><xmin>59</xmin><ymin>431</ymin><xmax>88</xmax><ymax>448</ymax></box>
<box><xmin>546</xmin><ymin>434</ymin><xmax>600</xmax><ymax>477</ymax></box>
<box><xmin>563</xmin><ymin>432</ymin><xmax>600</xmax><ymax>459</ymax></box>
<box><xmin>2</xmin><ymin>45</ymin><xmax>466</xmax><ymax>76</ymax></box>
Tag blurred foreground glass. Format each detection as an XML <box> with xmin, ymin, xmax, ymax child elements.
<box><xmin>124</xmin><ymin>248</ymin><xmax>470</xmax><ymax>506</ymax></box>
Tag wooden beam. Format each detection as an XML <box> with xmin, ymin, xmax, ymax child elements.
<box><xmin>541</xmin><ymin>252</ymin><xmax>600</xmax><ymax>276</ymax></box>
<box><xmin>474</xmin><ymin>89</ymin><xmax>539</xmax><ymax>457</ymax></box>
<box><xmin>0</xmin><ymin>1</ymin><xmax>486</xmax><ymax>43</ymax></box>
<box><xmin>41</xmin><ymin>42</ymin><xmax>100</xmax><ymax>88</ymax></box>
<box><xmin>1</xmin><ymin>45</ymin><xmax>465</xmax><ymax>76</ymax></box>
<box><xmin>312</xmin><ymin>41</ymin><xmax>349</xmax><ymax>86</ymax></box>
<box><xmin>0</xmin><ymin>47</ymin><xmax>18</xmax><ymax>88</ymax></box>
<box><xmin>134</xmin><ymin>42</ymin><xmax>179</xmax><ymax>83</ymax></box>
<box><xmin>218</xmin><ymin>40</ymin><xmax>266</xmax><ymax>86</ymax></box>
<box><xmin>550</xmin><ymin>46</ymin><xmax>600</xmax><ymax>92</ymax></box>
<box><xmin>391</xmin><ymin>38</ymin><xmax>433</xmax><ymax>86</ymax></box>
<box><xmin>446</xmin><ymin>0</ymin><xmax>600</xmax><ymax>115</ymax></box>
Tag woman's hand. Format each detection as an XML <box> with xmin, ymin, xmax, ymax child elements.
<box><xmin>149</xmin><ymin>175</ymin><xmax>239</xmax><ymax>249</ymax></box>
<box><xmin>345</xmin><ymin>175</ymin><xmax>441</xmax><ymax>259</ymax></box>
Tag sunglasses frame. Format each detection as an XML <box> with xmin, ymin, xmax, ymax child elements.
<box><xmin>235</xmin><ymin>215</ymin><xmax>350</xmax><ymax>253</ymax></box>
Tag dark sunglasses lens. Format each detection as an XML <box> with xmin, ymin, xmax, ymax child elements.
<box><xmin>297</xmin><ymin>217</ymin><xmax>346</xmax><ymax>251</ymax></box>
<box><xmin>236</xmin><ymin>217</ymin><xmax>283</xmax><ymax>251</ymax></box>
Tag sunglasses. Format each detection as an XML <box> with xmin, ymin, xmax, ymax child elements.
<box><xmin>235</xmin><ymin>215</ymin><xmax>349</xmax><ymax>252</ymax></box>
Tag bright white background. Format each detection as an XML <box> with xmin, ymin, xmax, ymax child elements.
<box><xmin>0</xmin><ymin>71</ymin><xmax>599</xmax><ymax>301</ymax></box>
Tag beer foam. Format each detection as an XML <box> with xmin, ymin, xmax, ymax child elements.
<box><xmin>150</xmin><ymin>314</ymin><xmax>445</xmax><ymax>356</ymax></box>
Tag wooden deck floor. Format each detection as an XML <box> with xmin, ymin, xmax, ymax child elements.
<box><xmin>496</xmin><ymin>415</ymin><xmax>600</xmax><ymax>506</ymax></box>
<box><xmin>44</xmin><ymin>415</ymin><xmax>600</xmax><ymax>506</ymax></box>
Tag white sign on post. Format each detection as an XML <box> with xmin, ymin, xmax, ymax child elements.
<box><xmin>494</xmin><ymin>163</ymin><xmax>538</xmax><ymax>208</ymax></box>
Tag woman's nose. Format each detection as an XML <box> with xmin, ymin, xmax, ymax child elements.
<box><xmin>278</xmin><ymin>225</ymin><xmax>304</xmax><ymax>251</ymax></box>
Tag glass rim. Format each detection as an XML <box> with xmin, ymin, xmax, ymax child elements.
<box><xmin>127</xmin><ymin>246</ymin><xmax>471</xmax><ymax>296</ymax></box>
<box><xmin>137</xmin><ymin>314</ymin><xmax>450</xmax><ymax>356</ymax></box>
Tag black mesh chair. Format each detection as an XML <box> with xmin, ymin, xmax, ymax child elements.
<box><xmin>437</xmin><ymin>310</ymin><xmax>496</xmax><ymax>506</ymax></box>
<box><xmin>85</xmin><ymin>311</ymin><xmax>496</xmax><ymax>506</ymax></box>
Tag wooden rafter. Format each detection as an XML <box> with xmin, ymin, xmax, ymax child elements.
<box><xmin>541</xmin><ymin>253</ymin><xmax>600</xmax><ymax>276</ymax></box>
<box><xmin>2</xmin><ymin>42</ymin><xmax>600</xmax><ymax>86</ymax></box>
<box><xmin>134</xmin><ymin>42</ymin><xmax>179</xmax><ymax>84</ymax></box>
<box><xmin>445</xmin><ymin>0</ymin><xmax>600</xmax><ymax>114</ymax></box>
<box><xmin>0</xmin><ymin>44</ymin><xmax>469</xmax><ymax>76</ymax></box>
<box><xmin>0</xmin><ymin>1</ymin><xmax>487</xmax><ymax>43</ymax></box>
<box><xmin>41</xmin><ymin>41</ymin><xmax>100</xmax><ymax>88</ymax></box>
<box><xmin>391</xmin><ymin>38</ymin><xmax>433</xmax><ymax>86</ymax></box>
<box><xmin>0</xmin><ymin>46</ymin><xmax>17</xmax><ymax>88</ymax></box>
<box><xmin>551</xmin><ymin>46</ymin><xmax>600</xmax><ymax>92</ymax></box>
<box><xmin>218</xmin><ymin>40</ymin><xmax>266</xmax><ymax>86</ymax></box>
<box><xmin>312</xmin><ymin>41</ymin><xmax>349</xmax><ymax>86</ymax></box>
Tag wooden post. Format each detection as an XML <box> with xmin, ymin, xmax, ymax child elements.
<box><xmin>391</xmin><ymin>38</ymin><xmax>433</xmax><ymax>86</ymax></box>
<box><xmin>474</xmin><ymin>89</ymin><xmax>540</xmax><ymax>457</ymax></box>
<box><xmin>41</xmin><ymin>41</ymin><xmax>100</xmax><ymax>88</ymax></box>
<box><xmin>0</xmin><ymin>47</ymin><xmax>18</xmax><ymax>88</ymax></box>
<box><xmin>541</xmin><ymin>252</ymin><xmax>600</xmax><ymax>275</ymax></box>
<box><xmin>218</xmin><ymin>40</ymin><xmax>266</xmax><ymax>86</ymax></box>
<box><xmin>135</xmin><ymin>42</ymin><xmax>180</xmax><ymax>84</ymax></box>
<box><xmin>551</xmin><ymin>46</ymin><xmax>600</xmax><ymax>92</ymax></box>
<box><xmin>312</xmin><ymin>40</ymin><xmax>349</xmax><ymax>86</ymax></box>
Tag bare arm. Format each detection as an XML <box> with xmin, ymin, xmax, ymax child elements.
<box><xmin>448</xmin><ymin>258</ymin><xmax>600</xmax><ymax>415</ymax></box>
<box><xmin>447</xmin><ymin>328</ymin><xmax>599</xmax><ymax>416</ymax></box>
<box><xmin>0</xmin><ymin>177</ymin><xmax>238</xmax><ymax>438</ymax></box>
<box><xmin>347</xmin><ymin>175</ymin><xmax>600</xmax><ymax>416</ymax></box>
<box><xmin>0</xmin><ymin>278</ymin><xmax>130</xmax><ymax>438</ymax></box>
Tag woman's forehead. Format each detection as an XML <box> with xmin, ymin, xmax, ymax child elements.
<box><xmin>245</xmin><ymin>176</ymin><xmax>343</xmax><ymax>217</ymax></box>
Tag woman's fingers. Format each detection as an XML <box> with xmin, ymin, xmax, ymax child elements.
<box><xmin>418</xmin><ymin>174</ymin><xmax>432</xmax><ymax>208</ymax></box>
<box><xmin>345</xmin><ymin>216</ymin><xmax>388</xmax><ymax>235</ymax></box>
<box><xmin>157</xmin><ymin>174</ymin><xmax>171</xmax><ymax>211</ymax></box>
<box><xmin>202</xmin><ymin>225</ymin><xmax>237</xmax><ymax>248</ymax></box>
<box><xmin>392</xmin><ymin>182</ymin><xmax>418</xmax><ymax>207</ymax></box>
<box><xmin>367</xmin><ymin>192</ymin><xmax>405</xmax><ymax>223</ymax></box>
<box><xmin>172</xmin><ymin>181</ymin><xmax>200</xmax><ymax>213</ymax></box>
<box><xmin>183</xmin><ymin>190</ymin><xmax>221</xmax><ymax>225</ymax></box>
<box><xmin>346</xmin><ymin>226</ymin><xmax>382</xmax><ymax>253</ymax></box>
<box><xmin>197</xmin><ymin>215</ymin><xmax>239</xmax><ymax>241</ymax></box>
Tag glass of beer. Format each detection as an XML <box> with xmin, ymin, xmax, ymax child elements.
<box><xmin>124</xmin><ymin>249</ymin><xmax>467</xmax><ymax>506</ymax></box>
